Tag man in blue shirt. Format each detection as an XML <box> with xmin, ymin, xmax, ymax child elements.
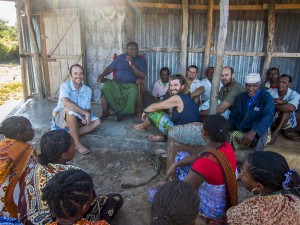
<box><xmin>98</xmin><ymin>42</ymin><xmax>147</xmax><ymax>121</ymax></box>
<box><xmin>229</xmin><ymin>73</ymin><xmax>274</xmax><ymax>151</ymax></box>
<box><xmin>51</xmin><ymin>64</ymin><xmax>101</xmax><ymax>154</ymax></box>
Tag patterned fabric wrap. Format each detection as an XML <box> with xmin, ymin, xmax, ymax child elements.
<box><xmin>85</xmin><ymin>193</ymin><xmax>123</xmax><ymax>223</ymax></box>
<box><xmin>230</xmin><ymin>129</ymin><xmax>271</xmax><ymax>151</ymax></box>
<box><xmin>168</xmin><ymin>122</ymin><xmax>206</xmax><ymax>146</ymax></box>
<box><xmin>0</xmin><ymin>139</ymin><xmax>36</xmax><ymax>217</ymax></box>
<box><xmin>175</xmin><ymin>151</ymin><xmax>227</xmax><ymax>219</ymax></box>
<box><xmin>175</xmin><ymin>151</ymin><xmax>191</xmax><ymax>180</ymax></box>
<box><xmin>47</xmin><ymin>218</ymin><xmax>109</xmax><ymax>225</ymax></box>
<box><xmin>0</xmin><ymin>216</ymin><xmax>23</xmax><ymax>225</ymax></box>
<box><xmin>146</xmin><ymin>111</ymin><xmax>174</xmax><ymax>135</ymax></box>
<box><xmin>22</xmin><ymin>163</ymin><xmax>80</xmax><ymax>225</ymax></box>
<box><xmin>274</xmin><ymin>111</ymin><xmax>295</xmax><ymax>130</ymax></box>
<box><xmin>226</xmin><ymin>194</ymin><xmax>300</xmax><ymax>225</ymax></box>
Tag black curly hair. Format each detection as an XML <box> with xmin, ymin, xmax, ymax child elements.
<box><xmin>151</xmin><ymin>180</ymin><xmax>200</xmax><ymax>225</ymax></box>
<box><xmin>0</xmin><ymin>116</ymin><xmax>31</xmax><ymax>139</ymax></box>
<box><xmin>38</xmin><ymin>130</ymin><xmax>72</xmax><ymax>165</ymax></box>
<box><xmin>203</xmin><ymin>114</ymin><xmax>229</xmax><ymax>145</ymax></box>
<box><xmin>42</xmin><ymin>169</ymin><xmax>94</xmax><ymax>220</ymax></box>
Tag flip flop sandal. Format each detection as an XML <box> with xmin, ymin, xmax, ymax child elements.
<box><xmin>132</xmin><ymin>124</ymin><xmax>146</xmax><ymax>131</ymax></box>
<box><xmin>283</xmin><ymin>128</ymin><xmax>300</xmax><ymax>141</ymax></box>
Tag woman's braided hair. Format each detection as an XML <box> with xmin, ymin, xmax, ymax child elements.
<box><xmin>0</xmin><ymin>116</ymin><xmax>31</xmax><ymax>139</ymax></box>
<box><xmin>42</xmin><ymin>169</ymin><xmax>94</xmax><ymax>219</ymax></box>
<box><xmin>203</xmin><ymin>114</ymin><xmax>229</xmax><ymax>145</ymax></box>
<box><xmin>247</xmin><ymin>151</ymin><xmax>300</xmax><ymax>191</ymax></box>
<box><xmin>38</xmin><ymin>130</ymin><xmax>71</xmax><ymax>165</ymax></box>
<box><xmin>151</xmin><ymin>180</ymin><xmax>200</xmax><ymax>225</ymax></box>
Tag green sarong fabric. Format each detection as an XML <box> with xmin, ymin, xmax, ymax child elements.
<box><xmin>102</xmin><ymin>80</ymin><xmax>138</xmax><ymax>115</ymax></box>
<box><xmin>147</xmin><ymin>110</ymin><xmax>174</xmax><ymax>135</ymax></box>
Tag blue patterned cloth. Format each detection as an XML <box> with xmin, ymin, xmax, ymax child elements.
<box><xmin>0</xmin><ymin>217</ymin><xmax>23</xmax><ymax>225</ymax></box>
<box><xmin>174</xmin><ymin>151</ymin><xmax>227</xmax><ymax>219</ymax></box>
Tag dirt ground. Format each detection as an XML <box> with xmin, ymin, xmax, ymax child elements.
<box><xmin>29</xmin><ymin>129</ymin><xmax>251</xmax><ymax>225</ymax></box>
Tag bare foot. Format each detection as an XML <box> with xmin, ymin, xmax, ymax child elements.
<box><xmin>268</xmin><ymin>133</ymin><xmax>278</xmax><ymax>145</ymax></box>
<box><xmin>132</xmin><ymin>123</ymin><xmax>146</xmax><ymax>131</ymax></box>
<box><xmin>100</xmin><ymin>110</ymin><xmax>110</xmax><ymax>120</ymax></box>
<box><xmin>75</xmin><ymin>145</ymin><xmax>91</xmax><ymax>155</ymax></box>
<box><xmin>147</xmin><ymin>134</ymin><xmax>166</xmax><ymax>142</ymax></box>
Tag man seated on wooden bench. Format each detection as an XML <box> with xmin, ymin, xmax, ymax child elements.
<box><xmin>97</xmin><ymin>42</ymin><xmax>147</xmax><ymax>122</ymax></box>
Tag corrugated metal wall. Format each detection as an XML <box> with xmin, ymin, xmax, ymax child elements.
<box><xmin>27</xmin><ymin>0</ymin><xmax>300</xmax><ymax>97</ymax></box>
<box><xmin>271</xmin><ymin>13</ymin><xmax>300</xmax><ymax>91</ymax></box>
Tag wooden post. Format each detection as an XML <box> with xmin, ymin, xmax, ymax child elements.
<box><xmin>210</xmin><ymin>0</ymin><xmax>229</xmax><ymax>115</ymax></box>
<box><xmin>202</xmin><ymin>0</ymin><xmax>213</xmax><ymax>79</ymax></box>
<box><xmin>78</xmin><ymin>0</ymin><xmax>87</xmax><ymax>83</ymax></box>
<box><xmin>180</xmin><ymin>0</ymin><xmax>189</xmax><ymax>75</ymax></box>
<box><xmin>16</xmin><ymin>0</ymin><xmax>29</xmax><ymax>98</ymax></box>
<box><xmin>24</xmin><ymin>0</ymin><xmax>43</xmax><ymax>97</ymax></box>
<box><xmin>262</xmin><ymin>0</ymin><xmax>275</xmax><ymax>83</ymax></box>
<box><xmin>40</xmin><ymin>13</ymin><xmax>51</xmax><ymax>98</ymax></box>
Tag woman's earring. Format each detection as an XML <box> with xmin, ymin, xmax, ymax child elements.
<box><xmin>251</xmin><ymin>187</ymin><xmax>261</xmax><ymax>196</ymax></box>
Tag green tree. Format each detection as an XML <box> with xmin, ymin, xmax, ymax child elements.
<box><xmin>0</xmin><ymin>18</ymin><xmax>18</xmax><ymax>61</ymax></box>
<box><xmin>0</xmin><ymin>18</ymin><xmax>17</xmax><ymax>41</ymax></box>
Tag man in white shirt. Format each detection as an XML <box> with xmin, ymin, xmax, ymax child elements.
<box><xmin>186</xmin><ymin>65</ymin><xmax>203</xmax><ymax>105</ymax></box>
<box><xmin>267</xmin><ymin>74</ymin><xmax>300</xmax><ymax>145</ymax></box>
<box><xmin>199</xmin><ymin>67</ymin><xmax>223</xmax><ymax>103</ymax></box>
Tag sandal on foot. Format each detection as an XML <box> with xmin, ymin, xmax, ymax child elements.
<box><xmin>100</xmin><ymin>111</ymin><xmax>110</xmax><ymax>120</ymax></box>
<box><xmin>132</xmin><ymin>124</ymin><xmax>146</xmax><ymax>131</ymax></box>
<box><xmin>147</xmin><ymin>134</ymin><xmax>166</xmax><ymax>142</ymax></box>
<box><xmin>75</xmin><ymin>146</ymin><xmax>91</xmax><ymax>155</ymax></box>
<box><xmin>115</xmin><ymin>115</ymin><xmax>124</xmax><ymax>122</ymax></box>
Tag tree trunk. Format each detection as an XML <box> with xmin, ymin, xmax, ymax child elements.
<box><xmin>210</xmin><ymin>0</ymin><xmax>229</xmax><ymax>115</ymax></box>
<box><xmin>202</xmin><ymin>0</ymin><xmax>214</xmax><ymax>79</ymax></box>
<box><xmin>262</xmin><ymin>0</ymin><xmax>275</xmax><ymax>83</ymax></box>
<box><xmin>180</xmin><ymin>0</ymin><xmax>189</xmax><ymax>75</ymax></box>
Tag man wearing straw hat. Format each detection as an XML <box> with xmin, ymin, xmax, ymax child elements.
<box><xmin>228</xmin><ymin>73</ymin><xmax>274</xmax><ymax>151</ymax></box>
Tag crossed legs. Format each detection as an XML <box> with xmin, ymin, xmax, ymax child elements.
<box><xmin>65</xmin><ymin>110</ymin><xmax>101</xmax><ymax>154</ymax></box>
<box><xmin>269</xmin><ymin>112</ymin><xmax>290</xmax><ymax>145</ymax></box>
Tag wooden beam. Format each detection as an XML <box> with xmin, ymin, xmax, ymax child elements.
<box><xmin>180</xmin><ymin>0</ymin><xmax>189</xmax><ymax>75</ymax></box>
<box><xmin>24</xmin><ymin>0</ymin><xmax>43</xmax><ymax>97</ymax></box>
<box><xmin>262</xmin><ymin>1</ymin><xmax>275</xmax><ymax>83</ymax></box>
<box><xmin>202</xmin><ymin>0</ymin><xmax>213</xmax><ymax>79</ymax></box>
<box><xmin>210</xmin><ymin>0</ymin><xmax>229</xmax><ymax>115</ymax></box>
<box><xmin>16</xmin><ymin>0</ymin><xmax>29</xmax><ymax>98</ymax></box>
<box><xmin>130</xmin><ymin>2</ymin><xmax>300</xmax><ymax>10</ymax></box>
<box><xmin>131</xmin><ymin>2</ymin><xmax>181</xmax><ymax>9</ymax></box>
<box><xmin>272</xmin><ymin>52</ymin><xmax>300</xmax><ymax>57</ymax></box>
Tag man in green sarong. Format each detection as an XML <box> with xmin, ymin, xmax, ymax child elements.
<box><xmin>97</xmin><ymin>42</ymin><xmax>147</xmax><ymax>122</ymax></box>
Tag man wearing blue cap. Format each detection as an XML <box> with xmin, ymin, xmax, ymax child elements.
<box><xmin>229</xmin><ymin>73</ymin><xmax>274</xmax><ymax>151</ymax></box>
